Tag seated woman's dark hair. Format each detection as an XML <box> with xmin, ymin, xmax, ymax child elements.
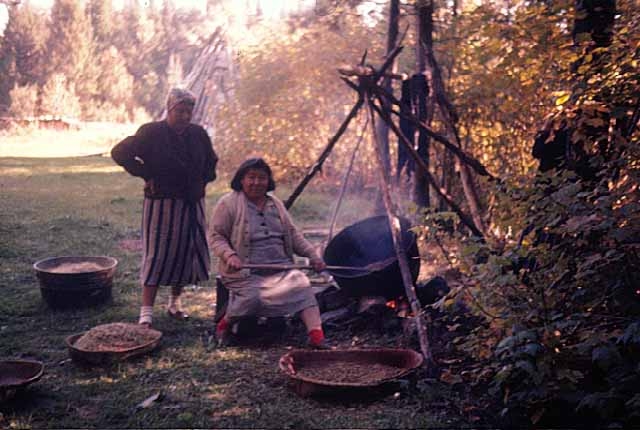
<box><xmin>230</xmin><ymin>157</ymin><xmax>276</xmax><ymax>192</ymax></box>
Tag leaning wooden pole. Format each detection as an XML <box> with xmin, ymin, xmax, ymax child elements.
<box><xmin>284</xmin><ymin>96</ymin><xmax>364</xmax><ymax>209</ymax></box>
<box><xmin>367</xmin><ymin>98</ymin><xmax>434</xmax><ymax>366</ymax></box>
<box><xmin>372</xmin><ymin>85</ymin><xmax>495</xmax><ymax>180</ymax></box>
<box><xmin>370</xmin><ymin>98</ymin><xmax>485</xmax><ymax>238</ymax></box>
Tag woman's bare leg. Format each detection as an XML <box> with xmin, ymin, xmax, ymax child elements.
<box><xmin>299</xmin><ymin>306</ymin><xmax>322</xmax><ymax>331</ymax></box>
<box><xmin>300</xmin><ymin>306</ymin><xmax>327</xmax><ymax>348</ymax></box>
<box><xmin>168</xmin><ymin>285</ymin><xmax>184</xmax><ymax>312</ymax></box>
<box><xmin>139</xmin><ymin>285</ymin><xmax>159</xmax><ymax>326</ymax></box>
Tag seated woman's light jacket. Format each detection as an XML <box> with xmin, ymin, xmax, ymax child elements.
<box><xmin>209</xmin><ymin>191</ymin><xmax>321</xmax><ymax>279</ymax></box>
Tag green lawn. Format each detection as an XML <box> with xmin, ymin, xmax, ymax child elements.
<box><xmin>0</xmin><ymin>155</ymin><xmax>467</xmax><ymax>429</ymax></box>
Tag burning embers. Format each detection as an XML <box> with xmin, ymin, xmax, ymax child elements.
<box><xmin>316</xmin><ymin>276</ymin><xmax>451</xmax><ymax>339</ymax></box>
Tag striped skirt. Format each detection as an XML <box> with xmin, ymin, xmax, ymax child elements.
<box><xmin>140</xmin><ymin>197</ymin><xmax>210</xmax><ymax>287</ymax></box>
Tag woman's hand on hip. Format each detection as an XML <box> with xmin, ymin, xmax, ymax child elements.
<box><xmin>227</xmin><ymin>254</ymin><xmax>244</xmax><ymax>272</ymax></box>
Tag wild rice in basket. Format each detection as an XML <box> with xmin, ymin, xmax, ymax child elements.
<box><xmin>49</xmin><ymin>262</ymin><xmax>105</xmax><ymax>273</ymax></box>
<box><xmin>74</xmin><ymin>323</ymin><xmax>159</xmax><ymax>351</ymax></box>
<box><xmin>296</xmin><ymin>361</ymin><xmax>404</xmax><ymax>384</ymax></box>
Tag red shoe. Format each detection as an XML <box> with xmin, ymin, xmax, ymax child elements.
<box><xmin>307</xmin><ymin>329</ymin><xmax>330</xmax><ymax>349</ymax></box>
<box><xmin>216</xmin><ymin>318</ymin><xmax>232</xmax><ymax>347</ymax></box>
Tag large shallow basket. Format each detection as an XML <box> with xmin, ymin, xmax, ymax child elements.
<box><xmin>65</xmin><ymin>327</ymin><xmax>162</xmax><ymax>366</ymax></box>
<box><xmin>0</xmin><ymin>360</ymin><xmax>44</xmax><ymax>403</ymax></box>
<box><xmin>279</xmin><ymin>348</ymin><xmax>423</xmax><ymax>397</ymax></box>
<box><xmin>34</xmin><ymin>256</ymin><xmax>117</xmax><ymax>309</ymax></box>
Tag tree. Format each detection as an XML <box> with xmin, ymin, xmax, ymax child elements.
<box><xmin>39</xmin><ymin>73</ymin><xmax>81</xmax><ymax>118</ymax></box>
<box><xmin>87</xmin><ymin>0</ymin><xmax>114</xmax><ymax>51</ymax></box>
<box><xmin>112</xmin><ymin>0</ymin><xmax>158</xmax><ymax>114</ymax></box>
<box><xmin>372</xmin><ymin>0</ymin><xmax>400</xmax><ymax>214</ymax></box>
<box><xmin>8</xmin><ymin>83</ymin><xmax>38</xmax><ymax>117</ymax></box>
<box><xmin>213</xmin><ymin>8</ymin><xmax>383</xmax><ymax>184</ymax></box>
<box><xmin>0</xmin><ymin>3</ymin><xmax>48</xmax><ymax>113</ymax></box>
<box><xmin>431</xmin><ymin>1</ymin><xmax>640</xmax><ymax>426</ymax></box>
<box><xmin>90</xmin><ymin>46</ymin><xmax>135</xmax><ymax>121</ymax></box>
<box><xmin>412</xmin><ymin>0</ymin><xmax>433</xmax><ymax>208</ymax></box>
<box><xmin>46</xmin><ymin>0</ymin><xmax>98</xmax><ymax>115</ymax></box>
<box><xmin>0</xmin><ymin>32</ymin><xmax>12</xmax><ymax>113</ymax></box>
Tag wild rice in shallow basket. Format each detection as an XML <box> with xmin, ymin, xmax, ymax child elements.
<box><xmin>296</xmin><ymin>361</ymin><xmax>404</xmax><ymax>384</ymax></box>
<box><xmin>74</xmin><ymin>323</ymin><xmax>159</xmax><ymax>352</ymax></box>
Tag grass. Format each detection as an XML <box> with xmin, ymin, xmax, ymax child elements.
<box><xmin>0</xmin><ymin>155</ymin><xmax>469</xmax><ymax>429</ymax></box>
<box><xmin>0</xmin><ymin>124</ymin><xmax>138</xmax><ymax>158</ymax></box>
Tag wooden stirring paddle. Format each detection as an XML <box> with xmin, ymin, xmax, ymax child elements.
<box><xmin>241</xmin><ymin>256</ymin><xmax>397</xmax><ymax>274</ymax></box>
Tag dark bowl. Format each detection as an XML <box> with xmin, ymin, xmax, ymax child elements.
<box><xmin>33</xmin><ymin>256</ymin><xmax>117</xmax><ymax>309</ymax></box>
<box><xmin>0</xmin><ymin>360</ymin><xmax>45</xmax><ymax>402</ymax></box>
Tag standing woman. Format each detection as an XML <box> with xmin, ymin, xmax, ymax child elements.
<box><xmin>111</xmin><ymin>88</ymin><xmax>218</xmax><ymax>327</ymax></box>
<box><xmin>209</xmin><ymin>158</ymin><xmax>328</xmax><ymax>348</ymax></box>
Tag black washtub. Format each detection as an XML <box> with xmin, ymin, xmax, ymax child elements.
<box><xmin>323</xmin><ymin>215</ymin><xmax>420</xmax><ymax>299</ymax></box>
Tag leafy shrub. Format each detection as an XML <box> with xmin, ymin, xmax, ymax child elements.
<box><xmin>419</xmin><ymin>28</ymin><xmax>640</xmax><ymax>427</ymax></box>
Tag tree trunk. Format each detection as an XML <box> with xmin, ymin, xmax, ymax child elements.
<box><xmin>438</xmin><ymin>0</ymin><xmax>458</xmax><ymax>211</ymax></box>
<box><xmin>372</xmin><ymin>98</ymin><xmax>485</xmax><ymax>238</ymax></box>
<box><xmin>412</xmin><ymin>0</ymin><xmax>433</xmax><ymax>209</ymax></box>
<box><xmin>374</xmin><ymin>0</ymin><xmax>400</xmax><ymax>215</ymax></box>
<box><xmin>421</xmin><ymin>3</ymin><xmax>486</xmax><ymax>234</ymax></box>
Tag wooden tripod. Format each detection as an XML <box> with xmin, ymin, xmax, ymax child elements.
<box><xmin>282</xmin><ymin>44</ymin><xmax>496</xmax><ymax>365</ymax></box>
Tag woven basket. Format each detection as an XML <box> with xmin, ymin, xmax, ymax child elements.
<box><xmin>65</xmin><ymin>328</ymin><xmax>162</xmax><ymax>366</ymax></box>
<box><xmin>34</xmin><ymin>256</ymin><xmax>117</xmax><ymax>309</ymax></box>
<box><xmin>279</xmin><ymin>348</ymin><xmax>423</xmax><ymax>397</ymax></box>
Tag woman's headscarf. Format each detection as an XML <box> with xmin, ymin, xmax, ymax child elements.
<box><xmin>230</xmin><ymin>158</ymin><xmax>276</xmax><ymax>192</ymax></box>
<box><xmin>166</xmin><ymin>88</ymin><xmax>196</xmax><ymax>112</ymax></box>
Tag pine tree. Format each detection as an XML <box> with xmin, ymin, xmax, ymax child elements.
<box><xmin>46</xmin><ymin>0</ymin><xmax>98</xmax><ymax>116</ymax></box>
<box><xmin>87</xmin><ymin>0</ymin><xmax>113</xmax><ymax>51</ymax></box>
<box><xmin>93</xmin><ymin>46</ymin><xmax>135</xmax><ymax>121</ymax></box>
<box><xmin>0</xmin><ymin>3</ymin><xmax>48</xmax><ymax>112</ymax></box>
<box><xmin>4</xmin><ymin>3</ymin><xmax>47</xmax><ymax>86</ymax></box>
<box><xmin>39</xmin><ymin>73</ymin><xmax>81</xmax><ymax>118</ymax></box>
<box><xmin>0</xmin><ymin>30</ymin><xmax>14</xmax><ymax>113</ymax></box>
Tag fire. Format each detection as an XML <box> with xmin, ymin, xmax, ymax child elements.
<box><xmin>386</xmin><ymin>300</ymin><xmax>397</xmax><ymax>309</ymax></box>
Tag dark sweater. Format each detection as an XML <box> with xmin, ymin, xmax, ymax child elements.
<box><xmin>111</xmin><ymin>120</ymin><xmax>218</xmax><ymax>201</ymax></box>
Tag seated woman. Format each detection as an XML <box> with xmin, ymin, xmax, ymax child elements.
<box><xmin>209</xmin><ymin>158</ymin><xmax>328</xmax><ymax>348</ymax></box>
